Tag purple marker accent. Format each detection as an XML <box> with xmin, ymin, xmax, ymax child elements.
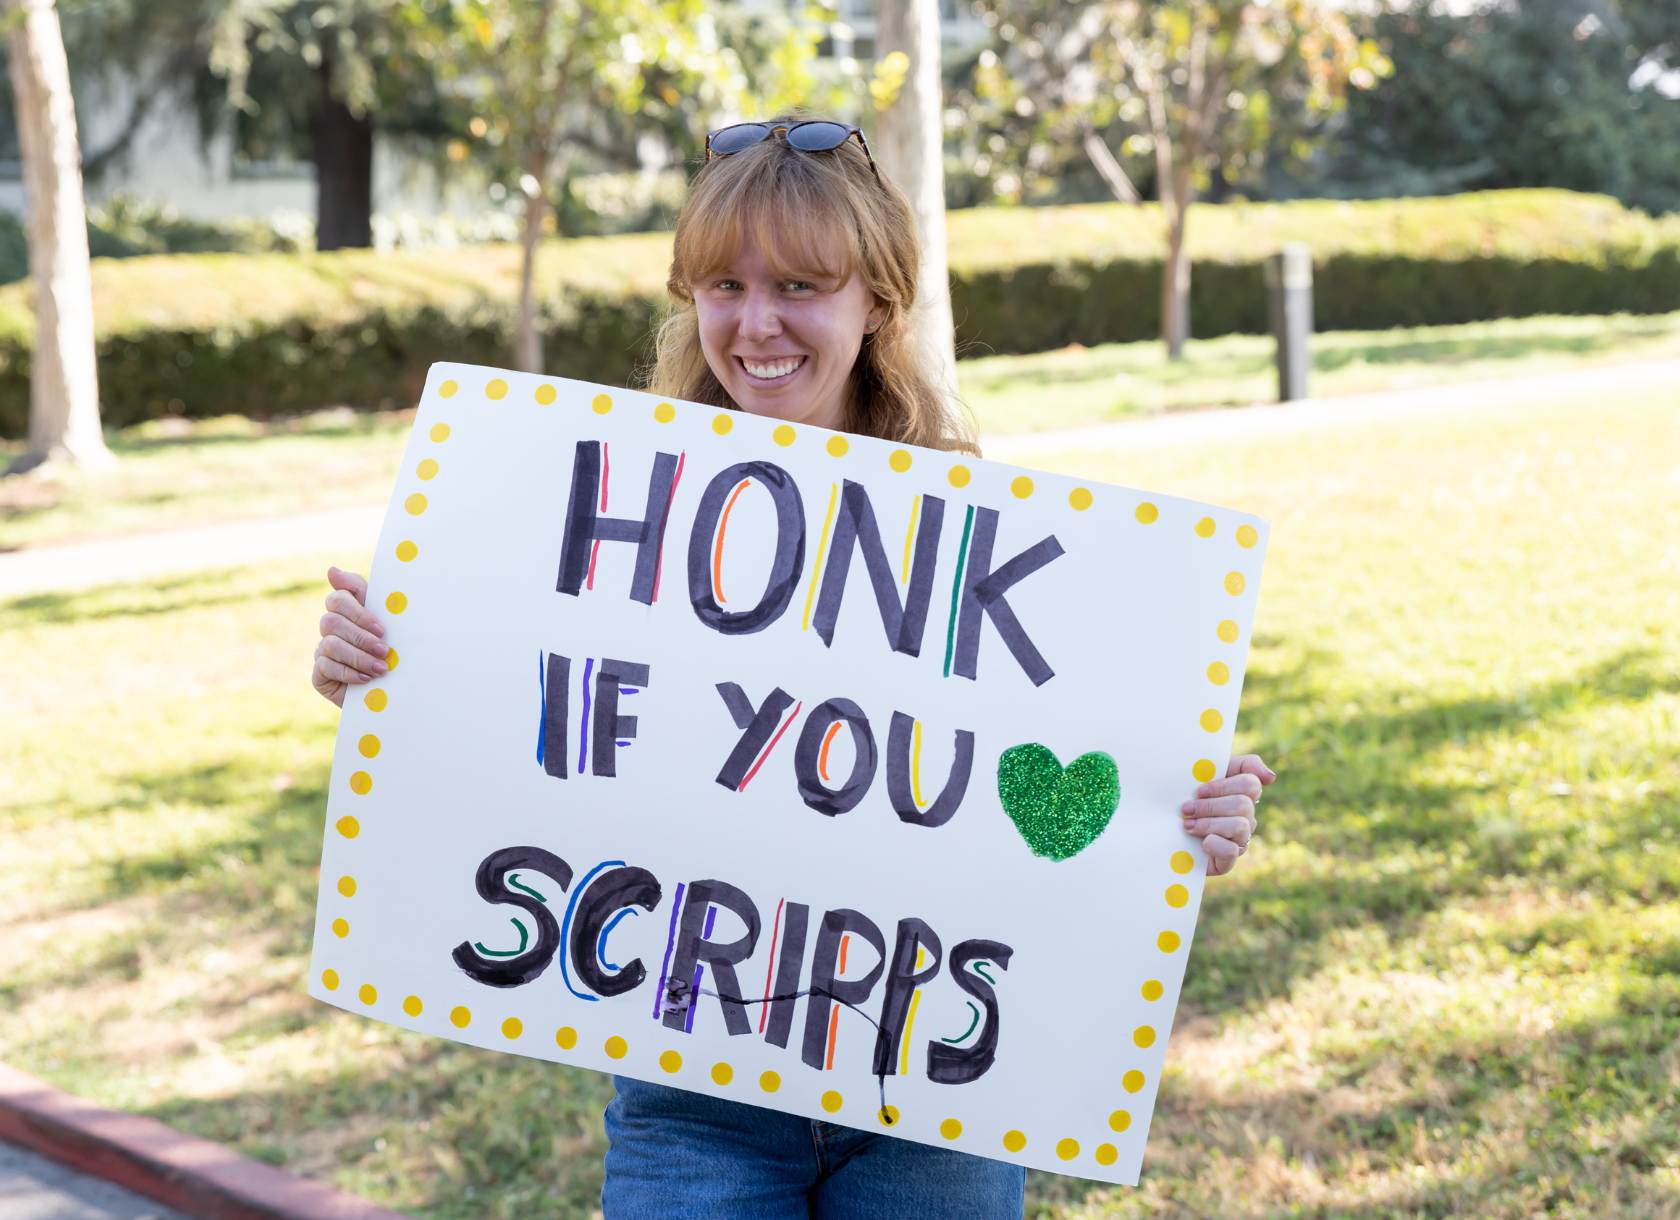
<box><xmin>652</xmin><ymin>880</ymin><xmax>686</xmax><ymax>1019</ymax></box>
<box><xmin>684</xmin><ymin>905</ymin><xmax>718</xmax><ymax>1034</ymax></box>
<box><xmin>577</xmin><ymin>656</ymin><xmax>595</xmax><ymax>775</ymax></box>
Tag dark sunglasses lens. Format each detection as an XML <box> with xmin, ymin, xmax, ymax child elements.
<box><xmin>785</xmin><ymin>121</ymin><xmax>853</xmax><ymax>152</ymax></box>
<box><xmin>710</xmin><ymin>124</ymin><xmax>770</xmax><ymax>155</ymax></box>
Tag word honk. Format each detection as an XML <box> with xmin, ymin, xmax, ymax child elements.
<box><xmin>555</xmin><ymin>441</ymin><xmax>1066</xmax><ymax>685</ymax></box>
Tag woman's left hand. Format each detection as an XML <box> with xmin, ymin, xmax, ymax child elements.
<box><xmin>1181</xmin><ymin>754</ymin><xmax>1276</xmax><ymax>877</ymax></box>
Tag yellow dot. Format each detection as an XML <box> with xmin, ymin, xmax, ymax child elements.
<box><xmin>1011</xmin><ymin>476</ymin><xmax>1034</xmax><ymax>499</ymax></box>
<box><xmin>403</xmin><ymin>995</ymin><xmax>423</xmax><ymax>1017</ymax></box>
<box><xmin>772</xmin><ymin>424</ymin><xmax>796</xmax><ymax>446</ymax></box>
<box><xmin>1207</xmin><ymin>661</ymin><xmax>1230</xmax><ymax>685</ymax></box>
<box><xmin>939</xmin><ymin>1117</ymin><xmax>962</xmax><ymax>1139</ymax></box>
<box><xmin>1217</xmin><ymin>620</ymin><xmax>1239</xmax><ymax>643</ymax></box>
<box><xmin>1136</xmin><ymin>502</ymin><xmax>1159</xmax><ymax>524</ymax></box>
<box><xmin>358</xmin><ymin>734</ymin><xmax>381</xmax><ymax>758</ymax></box>
<box><xmin>605</xmin><ymin>1035</ymin><xmax>628</xmax><ymax>1059</ymax></box>
<box><xmin>1192</xmin><ymin>759</ymin><xmax>1216</xmax><ymax>783</ymax></box>
<box><xmin>947</xmin><ymin>465</ymin><xmax>971</xmax><ymax>488</ymax></box>
<box><xmin>1096</xmin><ymin>1143</ymin><xmax>1118</xmax><ymax>1166</ymax></box>
<box><xmin>405</xmin><ymin>493</ymin><xmax>427</xmax><ymax>516</ymax></box>
<box><xmin>1195</xmin><ymin>516</ymin><xmax>1216</xmax><ymax>538</ymax></box>
<box><xmin>535</xmin><ymin>384</ymin><xmax>558</xmax><ymax>406</ymax></box>
<box><xmin>1141</xmin><ymin>980</ymin><xmax>1164</xmax><ymax>1002</ymax></box>
<box><xmin>336</xmin><ymin>815</ymin><xmax>359</xmax><ymax>839</ymax></box>
<box><xmin>1133</xmin><ymin>1026</ymin><xmax>1157</xmax><ymax>1048</ymax></box>
<box><xmin>395</xmin><ymin>541</ymin><xmax>418</xmax><ymax>563</ymax></box>
<box><xmin>1158</xmin><ymin>930</ymin><xmax>1182</xmax><ymax>953</ymax></box>
<box><xmin>821</xmin><ymin>1090</ymin><xmax>843</xmax><ymax>1113</ymax></box>
<box><xmin>1057</xmin><ymin>1138</ymin><xmax>1080</xmax><ymax>1161</ymax></box>
<box><xmin>358</xmin><ymin>983</ymin><xmax>377</xmax><ymax>1005</ymax></box>
<box><xmin>1200</xmin><ymin>709</ymin><xmax>1224</xmax><ymax>732</ymax></box>
<box><xmin>349</xmin><ymin>772</ymin><xmax>372</xmax><ymax>795</ymax></box>
<box><xmin>416</xmin><ymin>458</ymin><xmax>439</xmax><ymax>481</ymax></box>
<box><xmin>439</xmin><ymin>379</ymin><xmax>458</xmax><ymax>399</ymax></box>
<box><xmin>501</xmin><ymin>1017</ymin><xmax>523</xmax><ymax>1039</ymax></box>
<box><xmin>591</xmin><ymin>393</ymin><xmax>613</xmax><ymax>414</ymax></box>
<box><xmin>364</xmin><ymin>688</ymin><xmax>387</xmax><ymax>712</ymax></box>
<box><xmin>337</xmin><ymin>875</ymin><xmax>356</xmax><ymax>897</ymax></box>
<box><xmin>711</xmin><ymin>413</ymin><xmax>733</xmax><ymax>434</ymax></box>
<box><xmin>1171</xmin><ymin>850</ymin><xmax>1196</xmax><ymax>875</ymax></box>
<box><xmin>711</xmin><ymin>1062</ymin><xmax>733</xmax><ymax>1086</ymax></box>
<box><xmin>555</xmin><ymin>1026</ymin><xmax>577</xmax><ymax>1050</ymax></box>
<box><xmin>1109</xmin><ymin>1108</ymin><xmax>1133</xmax><ymax>1131</ymax></box>
<box><xmin>1225</xmin><ymin>571</ymin><xmax>1246</xmax><ymax>595</ymax></box>
<box><xmin>486</xmin><ymin>378</ymin><xmax>508</xmax><ymax>400</ymax></box>
<box><xmin>659</xmin><ymin>1050</ymin><xmax>682</xmax><ymax>1073</ymax></box>
<box><xmin>321</xmin><ymin>969</ymin><xmax>339</xmax><ymax>991</ymax></box>
<box><xmin>331</xmin><ymin>917</ymin><xmax>349</xmax><ymax>938</ymax></box>
<box><xmin>1237</xmin><ymin>523</ymin><xmax>1259</xmax><ymax>548</ymax></box>
<box><xmin>430</xmin><ymin>423</ymin><xmax>451</xmax><ymax>442</ymax></box>
<box><xmin>385</xmin><ymin>591</ymin><xmax>407</xmax><ymax>614</ymax></box>
<box><xmin>878</xmin><ymin>1105</ymin><xmax>900</xmax><ymax>1126</ymax></box>
<box><xmin>888</xmin><ymin>449</ymin><xmax>912</xmax><ymax>472</ymax></box>
<box><xmin>1003</xmin><ymin>1129</ymin><xmax>1027</xmax><ymax>1153</ymax></box>
<box><xmin>1122</xmin><ymin>1070</ymin><xmax>1146</xmax><ymax>1094</ymax></box>
<box><xmin>653</xmin><ymin>401</ymin><xmax>675</xmax><ymax>423</ymax></box>
<box><xmin>826</xmin><ymin>436</ymin><xmax>849</xmax><ymax>457</ymax></box>
<box><xmin>1166</xmin><ymin>884</ymin><xmax>1189</xmax><ymax>908</ymax></box>
<box><xmin>759</xmin><ymin>1071</ymin><xmax>781</xmax><ymax>1093</ymax></box>
<box><xmin>384</xmin><ymin>648</ymin><xmax>398</xmax><ymax>669</ymax></box>
<box><xmin>450</xmin><ymin>1006</ymin><xmax>471</xmax><ymax>1029</ymax></box>
<box><xmin>1069</xmin><ymin>487</ymin><xmax>1093</xmax><ymax>511</ymax></box>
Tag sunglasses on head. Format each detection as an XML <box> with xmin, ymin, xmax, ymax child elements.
<box><xmin>704</xmin><ymin>120</ymin><xmax>882</xmax><ymax>183</ymax></box>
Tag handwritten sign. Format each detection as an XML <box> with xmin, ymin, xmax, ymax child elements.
<box><xmin>307</xmin><ymin>363</ymin><xmax>1268</xmax><ymax>1185</ymax></box>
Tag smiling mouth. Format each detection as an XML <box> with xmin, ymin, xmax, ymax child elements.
<box><xmin>738</xmin><ymin>355</ymin><xmax>807</xmax><ymax>384</ymax></box>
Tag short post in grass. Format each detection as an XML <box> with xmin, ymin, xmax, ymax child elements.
<box><xmin>1266</xmin><ymin>244</ymin><xmax>1313</xmax><ymax>402</ymax></box>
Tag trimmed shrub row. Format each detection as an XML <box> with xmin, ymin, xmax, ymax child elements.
<box><xmin>2</xmin><ymin>189</ymin><xmax>1677</xmax><ymax>437</ymax></box>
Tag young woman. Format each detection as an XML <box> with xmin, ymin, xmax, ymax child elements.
<box><xmin>311</xmin><ymin>118</ymin><xmax>1273</xmax><ymax>1218</ymax></box>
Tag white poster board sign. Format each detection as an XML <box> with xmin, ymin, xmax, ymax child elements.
<box><xmin>307</xmin><ymin>363</ymin><xmax>1268</xmax><ymax>1185</ymax></box>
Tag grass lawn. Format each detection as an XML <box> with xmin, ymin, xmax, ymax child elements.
<box><xmin>3</xmin><ymin>310</ymin><xmax>1677</xmax><ymax>552</ymax></box>
<box><xmin>2</xmin><ymin>377</ymin><xmax>1677</xmax><ymax>1216</ymax></box>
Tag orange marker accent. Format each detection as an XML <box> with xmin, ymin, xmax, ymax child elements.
<box><xmin>825</xmin><ymin>1003</ymin><xmax>841</xmax><ymax>1070</ymax></box>
<box><xmin>712</xmin><ymin>479</ymin><xmax>752</xmax><ymax>604</ymax></box>
<box><xmin>818</xmin><ymin>721</ymin><xmax>843</xmax><ymax>781</ymax></box>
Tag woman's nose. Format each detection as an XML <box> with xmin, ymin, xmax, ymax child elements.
<box><xmin>739</xmin><ymin>288</ymin><xmax>782</xmax><ymax>341</ymax></box>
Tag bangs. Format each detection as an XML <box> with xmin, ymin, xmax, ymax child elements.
<box><xmin>674</xmin><ymin>145</ymin><xmax>864</xmax><ymax>288</ymax></box>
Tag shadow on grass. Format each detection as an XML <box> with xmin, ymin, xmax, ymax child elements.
<box><xmin>2</xmin><ymin>572</ymin><xmax>320</xmax><ymax>625</ymax></box>
<box><xmin>1314</xmin><ymin>319</ymin><xmax>1675</xmax><ymax>373</ymax></box>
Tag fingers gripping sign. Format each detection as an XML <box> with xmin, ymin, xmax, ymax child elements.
<box><xmin>312</xmin><ymin>566</ymin><xmax>390</xmax><ymax>707</ymax></box>
<box><xmin>1180</xmin><ymin>753</ymin><xmax>1276</xmax><ymax>877</ymax></box>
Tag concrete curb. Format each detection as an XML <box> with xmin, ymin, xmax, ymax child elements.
<box><xmin>0</xmin><ymin>1062</ymin><xmax>412</xmax><ymax>1220</ymax></box>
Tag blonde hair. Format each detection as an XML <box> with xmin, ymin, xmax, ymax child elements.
<box><xmin>646</xmin><ymin>122</ymin><xmax>976</xmax><ymax>453</ymax></box>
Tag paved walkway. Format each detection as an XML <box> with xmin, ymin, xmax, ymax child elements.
<box><xmin>2</xmin><ymin>358</ymin><xmax>1675</xmax><ymax>601</ymax></box>
<box><xmin>0</xmin><ymin>1140</ymin><xmax>183</xmax><ymax>1220</ymax></box>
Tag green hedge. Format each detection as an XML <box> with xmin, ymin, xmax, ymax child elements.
<box><xmin>2</xmin><ymin>189</ymin><xmax>1677</xmax><ymax>437</ymax></box>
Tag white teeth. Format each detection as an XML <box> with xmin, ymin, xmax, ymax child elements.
<box><xmin>743</xmin><ymin>357</ymin><xmax>804</xmax><ymax>380</ymax></box>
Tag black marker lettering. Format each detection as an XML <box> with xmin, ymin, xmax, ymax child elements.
<box><xmin>556</xmin><ymin>442</ymin><xmax>681</xmax><ymax>604</ymax></box>
<box><xmin>568</xmin><ymin>864</ymin><xmax>661</xmax><ymax>997</ymax></box>
<box><xmin>662</xmin><ymin>879</ymin><xmax>763</xmax><ymax>1037</ymax></box>
<box><xmin>791</xmin><ymin>698</ymin><xmax>878</xmax><ymax>816</ymax></box>
<box><xmin>714</xmin><ymin>683</ymin><xmax>797</xmax><ymax>790</ymax></box>
<box><xmin>802</xmin><ymin>909</ymin><xmax>886</xmax><ymax>1070</ymax></box>
<box><xmin>927</xmin><ymin>939</ymin><xmax>1013</xmax><ymax>1084</ymax></box>
<box><xmin>763</xmin><ymin>901</ymin><xmax>810</xmax><ymax>1050</ymax></box>
<box><xmin>872</xmin><ymin>918</ymin><xmax>943</xmax><ymax>1076</ymax></box>
<box><xmin>591</xmin><ymin>658</ymin><xmax>649</xmax><ymax>778</ymax></box>
<box><xmin>688</xmin><ymin>461</ymin><xmax>807</xmax><ymax>635</ymax></box>
<box><xmin>953</xmin><ymin>507</ymin><xmax>1064</xmax><ymax>686</ymax></box>
<box><xmin>451</xmin><ymin>846</ymin><xmax>572</xmax><ymax>988</ymax></box>
<box><xmin>885</xmin><ymin>711</ymin><xmax>974</xmax><ymax>828</ymax></box>
<box><xmin>813</xmin><ymin>482</ymin><xmax>944</xmax><ymax>655</ymax></box>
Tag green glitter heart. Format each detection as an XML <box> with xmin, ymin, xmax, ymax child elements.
<box><xmin>997</xmin><ymin>744</ymin><xmax>1120</xmax><ymax>862</ymax></box>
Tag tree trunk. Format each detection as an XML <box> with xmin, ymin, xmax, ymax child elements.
<box><xmin>873</xmin><ymin>0</ymin><xmax>960</xmax><ymax>409</ymax></box>
<box><xmin>515</xmin><ymin>182</ymin><xmax>545</xmax><ymax>373</ymax></box>
<box><xmin>6</xmin><ymin>0</ymin><xmax>108</xmax><ymax>471</ymax></box>
<box><xmin>311</xmin><ymin>56</ymin><xmax>373</xmax><ymax>251</ymax></box>
<box><xmin>1162</xmin><ymin>199</ymin><xmax>1191</xmax><ymax>360</ymax></box>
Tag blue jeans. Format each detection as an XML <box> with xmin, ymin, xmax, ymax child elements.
<box><xmin>603</xmin><ymin>1077</ymin><xmax>1026</xmax><ymax>1218</ymax></box>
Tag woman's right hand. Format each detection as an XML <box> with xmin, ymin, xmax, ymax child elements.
<box><xmin>312</xmin><ymin>566</ymin><xmax>389</xmax><ymax>707</ymax></box>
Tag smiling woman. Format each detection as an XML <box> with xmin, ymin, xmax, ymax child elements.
<box><xmin>647</xmin><ymin>118</ymin><xmax>973</xmax><ymax>452</ymax></box>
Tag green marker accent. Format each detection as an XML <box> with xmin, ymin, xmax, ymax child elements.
<box><xmin>941</xmin><ymin>1000</ymin><xmax>982</xmax><ymax>1044</ymax></box>
<box><xmin>473</xmin><ymin>918</ymin><xmax>529</xmax><ymax>958</ymax></box>
<box><xmin>972</xmin><ymin>962</ymin><xmax>995</xmax><ymax>985</ymax></box>
<box><xmin>507</xmin><ymin>874</ymin><xmax>546</xmax><ymax>902</ymax></box>
<box><xmin>942</xmin><ymin>505</ymin><xmax>975</xmax><ymax>678</ymax></box>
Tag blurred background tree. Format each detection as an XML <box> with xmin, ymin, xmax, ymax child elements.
<box><xmin>962</xmin><ymin>0</ymin><xmax>1389</xmax><ymax>359</ymax></box>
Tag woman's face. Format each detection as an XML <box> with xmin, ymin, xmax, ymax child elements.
<box><xmin>692</xmin><ymin>233</ymin><xmax>883</xmax><ymax>432</ymax></box>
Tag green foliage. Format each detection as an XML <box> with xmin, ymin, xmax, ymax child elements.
<box><xmin>0</xmin><ymin>190</ymin><xmax>1674</xmax><ymax>438</ymax></box>
<box><xmin>1310</xmin><ymin>0</ymin><xmax>1680</xmax><ymax>215</ymax></box>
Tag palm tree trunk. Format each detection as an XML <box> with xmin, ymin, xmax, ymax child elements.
<box><xmin>5</xmin><ymin>0</ymin><xmax>108</xmax><ymax>471</ymax></box>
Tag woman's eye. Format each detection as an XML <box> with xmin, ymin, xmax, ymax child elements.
<box><xmin>712</xmin><ymin>279</ymin><xmax>741</xmax><ymax>292</ymax></box>
<box><xmin>782</xmin><ymin>280</ymin><xmax>816</xmax><ymax>293</ymax></box>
